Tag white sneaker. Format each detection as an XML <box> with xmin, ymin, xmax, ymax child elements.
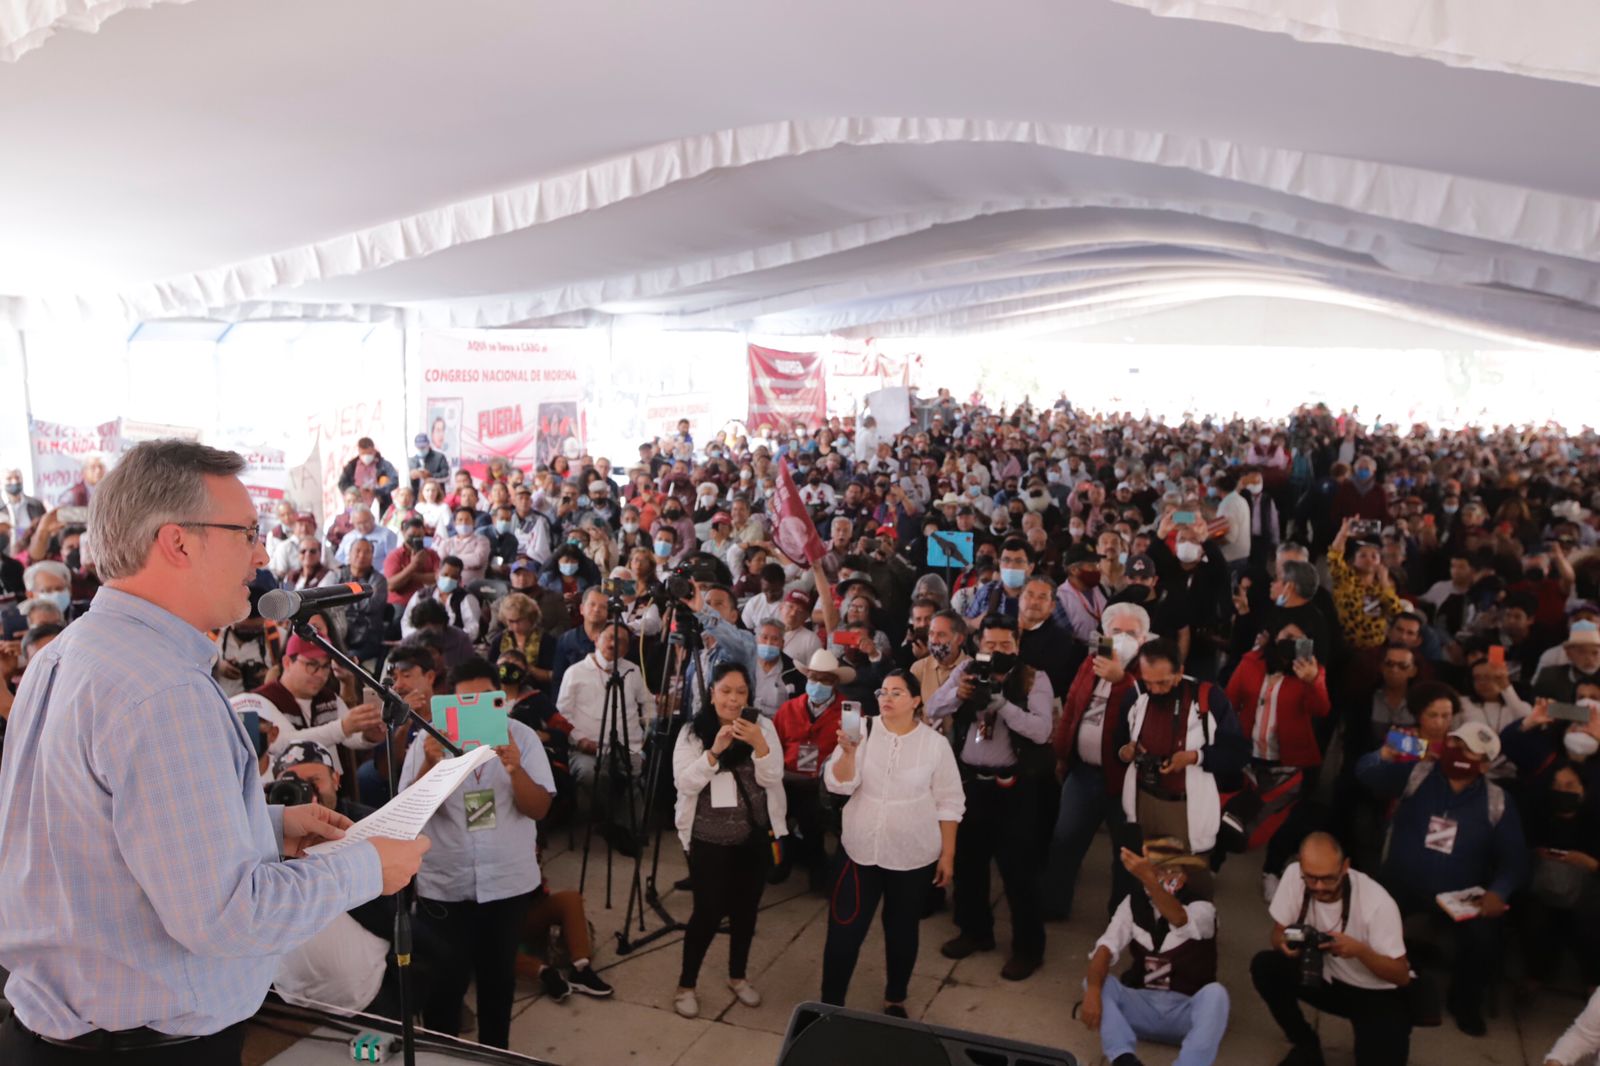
<box><xmin>1261</xmin><ymin>872</ymin><xmax>1281</xmax><ymax>906</ymax></box>
<box><xmin>674</xmin><ymin>988</ymin><xmax>700</xmax><ymax>1018</ymax></box>
<box><xmin>728</xmin><ymin>979</ymin><xmax>762</xmax><ymax>1007</ymax></box>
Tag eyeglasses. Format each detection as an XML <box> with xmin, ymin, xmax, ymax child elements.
<box><xmin>874</xmin><ymin>688</ymin><xmax>911</xmax><ymax>700</ymax></box>
<box><xmin>295</xmin><ymin>656</ymin><xmax>333</xmax><ymax>673</ymax></box>
<box><xmin>1301</xmin><ymin>871</ymin><xmax>1343</xmax><ymax>887</ymax></box>
<box><xmin>176</xmin><ymin>522</ymin><xmax>262</xmax><ymax>546</ymax></box>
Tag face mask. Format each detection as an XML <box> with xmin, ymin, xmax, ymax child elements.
<box><xmin>1243</xmin><ymin>482</ymin><xmax>1262</xmax><ymax>495</ymax></box>
<box><xmin>454</xmin><ymin>522</ymin><xmax>473</xmax><ymax>537</ymax></box>
<box><xmin>1000</xmin><ymin>567</ymin><xmax>1027</xmax><ymax>590</ymax></box>
<box><xmin>436</xmin><ymin>576</ymin><xmax>458</xmax><ymax>594</ymax></box>
<box><xmin>756</xmin><ymin>643</ymin><xmax>781</xmax><ymax>662</ymax></box>
<box><xmin>664</xmin><ymin>508</ymin><xmax>682</xmax><ymax>519</ymax></box>
<box><xmin>1111</xmin><ymin>633</ymin><xmax>1140</xmax><ymax>665</ymax></box>
<box><xmin>64</xmin><ymin>549</ymin><xmax>82</xmax><ymax>572</ymax></box>
<box><xmin>929</xmin><ymin>640</ymin><xmax>953</xmax><ymax>662</ymax></box>
<box><xmin>494</xmin><ymin>520</ymin><xmax>512</xmax><ymax>534</ymax></box>
<box><xmin>559</xmin><ymin>561</ymin><xmax>580</xmax><ymax>577</ymax></box>
<box><xmin>654</xmin><ymin>539</ymin><xmax>673</xmax><ymax>557</ymax></box>
<box><xmin>360</xmin><ymin>453</ymin><xmax>376</xmax><ymax>465</ymax></box>
<box><xmin>1068</xmin><ymin>524</ymin><xmax>1086</xmax><ymax>538</ymax></box>
<box><xmin>1564</xmin><ymin>730</ymin><xmax>1599</xmax><ymax>759</ymax></box>
<box><xmin>1443</xmin><ymin>504</ymin><xmax>1459</xmax><ymax>515</ymax></box>
<box><xmin>1275</xmin><ymin>593</ymin><xmax>1289</xmax><ymax>607</ymax></box>
<box><xmin>1439</xmin><ymin>742</ymin><xmax>1482</xmax><ymax>781</ymax></box>
<box><xmin>622</xmin><ymin>520</ymin><xmax>639</xmax><ymax>534</ymax></box>
<box><xmin>1117</xmin><ymin>551</ymin><xmax>1128</xmax><ymax>566</ymax></box>
<box><xmin>806</xmin><ymin>681</ymin><xmax>834</xmax><ymax>704</ymax></box>
<box><xmin>1175</xmin><ymin>541</ymin><xmax>1204</xmax><ymax>564</ymax></box>
<box><xmin>967</xmin><ymin>485</ymin><xmax>982</xmax><ymax>497</ymax></box>
<box><xmin>38</xmin><ymin>590</ymin><xmax>71</xmax><ymax>613</ymax></box>
<box><xmin>1550</xmin><ymin>789</ymin><xmax>1585</xmax><ymax>815</ymax></box>
<box><xmin>3</xmin><ymin>481</ymin><xmax>19</xmax><ymax>496</ymax></box>
<box><xmin>1078</xmin><ymin>568</ymin><xmax>1103</xmax><ymax>588</ymax></box>
<box><xmin>499</xmin><ymin>664</ymin><xmax>525</xmax><ymax>687</ymax></box>
<box><xmin>1354</xmin><ymin>467</ymin><xmax>1373</xmax><ymax>481</ymax></box>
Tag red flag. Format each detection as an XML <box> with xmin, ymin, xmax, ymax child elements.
<box><xmin>769</xmin><ymin>460</ymin><xmax>825</xmax><ymax>566</ymax></box>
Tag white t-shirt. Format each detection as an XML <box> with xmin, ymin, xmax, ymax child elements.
<box><xmin>273</xmin><ymin>913</ymin><xmax>388</xmax><ymax>1015</ymax></box>
<box><xmin>783</xmin><ymin>626</ymin><xmax>823</xmax><ymax>667</ymax></box>
<box><xmin>1269</xmin><ymin>863</ymin><xmax>1407</xmax><ymax>990</ymax></box>
<box><xmin>1077</xmin><ymin>680</ymin><xmax>1112</xmax><ymax>766</ymax></box>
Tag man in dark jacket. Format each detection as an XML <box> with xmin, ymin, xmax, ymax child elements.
<box><xmin>338</xmin><ymin>436</ymin><xmax>401</xmax><ymax>512</ymax></box>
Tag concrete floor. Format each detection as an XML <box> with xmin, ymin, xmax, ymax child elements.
<box><xmin>475</xmin><ymin>823</ymin><xmax>1587</xmax><ymax>1066</ymax></box>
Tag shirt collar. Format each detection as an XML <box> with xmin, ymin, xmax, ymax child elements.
<box><xmin>89</xmin><ymin>586</ymin><xmax>220</xmax><ymax>670</ymax></box>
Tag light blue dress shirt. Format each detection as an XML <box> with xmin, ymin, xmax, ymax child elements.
<box><xmin>0</xmin><ymin>588</ymin><xmax>383</xmax><ymax>1038</ymax></box>
<box><xmin>397</xmin><ymin>718</ymin><xmax>555</xmax><ymax>903</ymax></box>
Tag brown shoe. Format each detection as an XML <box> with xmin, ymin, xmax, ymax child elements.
<box><xmin>1000</xmin><ymin>954</ymin><xmax>1040</xmax><ymax>981</ymax></box>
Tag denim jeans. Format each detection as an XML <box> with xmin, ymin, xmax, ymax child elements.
<box><xmin>1044</xmin><ymin>761</ymin><xmax>1131</xmax><ymax>920</ymax></box>
<box><xmin>1097</xmin><ymin>978</ymin><xmax>1230</xmax><ymax>1066</ymax></box>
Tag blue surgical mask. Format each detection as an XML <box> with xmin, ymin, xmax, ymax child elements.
<box><xmin>756</xmin><ymin>643</ymin><xmax>781</xmax><ymax>662</ymax></box>
<box><xmin>38</xmin><ymin>589</ymin><xmax>72</xmax><ymax>613</ymax></box>
<box><xmin>1000</xmin><ymin>567</ymin><xmax>1027</xmax><ymax>590</ymax></box>
<box><xmin>454</xmin><ymin>522</ymin><xmax>473</xmax><ymax>536</ymax></box>
<box><xmin>494</xmin><ymin>520</ymin><xmax>512</xmax><ymax>534</ymax></box>
<box><xmin>559</xmin><ymin>561</ymin><xmax>580</xmax><ymax>576</ymax></box>
<box><xmin>967</xmin><ymin>485</ymin><xmax>981</xmax><ymax>497</ymax></box>
<box><xmin>436</xmin><ymin>577</ymin><xmax>458</xmax><ymax>594</ymax></box>
<box><xmin>806</xmin><ymin>680</ymin><xmax>834</xmax><ymax>704</ymax></box>
<box><xmin>1275</xmin><ymin>593</ymin><xmax>1288</xmax><ymax>607</ymax></box>
<box><xmin>1443</xmin><ymin>504</ymin><xmax>1459</xmax><ymax>515</ymax></box>
<box><xmin>1354</xmin><ymin>467</ymin><xmax>1373</xmax><ymax>481</ymax></box>
<box><xmin>654</xmin><ymin>539</ymin><xmax>673</xmax><ymax>557</ymax></box>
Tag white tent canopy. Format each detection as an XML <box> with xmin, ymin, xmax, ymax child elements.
<box><xmin>2</xmin><ymin>0</ymin><xmax>1598</xmax><ymax>345</ymax></box>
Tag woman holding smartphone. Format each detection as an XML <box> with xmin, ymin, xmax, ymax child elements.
<box><xmin>671</xmin><ymin>662</ymin><xmax>787</xmax><ymax>1018</ymax></box>
<box><xmin>821</xmin><ymin>669</ymin><xmax>964</xmax><ymax>1016</ymax></box>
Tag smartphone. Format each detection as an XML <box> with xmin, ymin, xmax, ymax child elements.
<box><xmin>840</xmin><ymin>702</ymin><xmax>862</xmax><ymax>741</ymax></box>
<box><xmin>57</xmin><ymin>506</ymin><xmax>89</xmax><ymax>524</ymax></box>
<box><xmin>1386</xmin><ymin>729</ymin><xmax>1427</xmax><ymax>761</ymax></box>
<box><xmin>1097</xmin><ymin>636</ymin><xmax>1115</xmax><ymax>660</ymax></box>
<box><xmin>1487</xmin><ymin>645</ymin><xmax>1506</xmax><ymax>667</ymax></box>
<box><xmin>238</xmin><ymin>710</ymin><xmax>267</xmax><ymax>758</ymax></box>
<box><xmin>832</xmin><ymin>629</ymin><xmax>862</xmax><ymax>649</ymax></box>
<box><xmin>1549</xmin><ymin>701</ymin><xmax>1591</xmax><ymax>724</ymax></box>
<box><xmin>740</xmin><ymin>705</ymin><xmax>760</xmax><ymax>724</ymax></box>
<box><xmin>1173</xmin><ymin>511</ymin><xmax>1197</xmax><ymax>526</ymax></box>
<box><xmin>1423</xmin><ymin>513</ymin><xmax>1435</xmax><ymax>527</ymax></box>
<box><xmin>1294</xmin><ymin>638</ymin><xmax>1315</xmax><ymax>662</ymax></box>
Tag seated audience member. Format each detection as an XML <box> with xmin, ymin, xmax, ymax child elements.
<box><xmin>332</xmin><ymin>535</ymin><xmax>388</xmax><ymax>666</ymax></box>
<box><xmin>515</xmin><ymin>875</ymin><xmax>615</xmax><ymax>1002</ymax></box>
<box><xmin>247</xmin><ymin>633</ymin><xmax>384</xmax><ymax>757</ymax></box>
<box><xmin>334</xmin><ymin>504</ymin><xmax>397</xmax><ymax>570</ymax></box>
<box><xmin>383</xmin><ymin>516</ymin><xmax>440</xmax><ymax>623</ymax></box>
<box><xmin>405</xmin><ymin>599</ymin><xmax>477</xmax><ymax>671</ymax></box>
<box><xmin>555</xmin><ymin>624</ymin><xmax>650</xmax><ymax>786</ymax></box>
<box><xmin>1081</xmin><ymin>839</ymin><xmax>1229</xmax><ymax>1066</ymax></box>
<box><xmin>401</xmin><ymin>555</ymin><xmax>482</xmax><ymax>641</ymax></box>
<box><xmin>435</xmin><ymin>506</ymin><xmax>492</xmax><ymax>585</ymax></box>
<box><xmin>402</xmin><ymin>657</ymin><xmax>556</xmax><ymax>1049</ymax></box>
<box><xmin>484</xmin><ymin>591</ymin><xmax>551</xmax><ymax>685</ymax></box>
<box><xmin>1252</xmin><ymin>832</ymin><xmax>1413</xmax><ymax>1066</ymax></box>
<box><xmin>1356</xmin><ymin>721</ymin><xmax>1527</xmax><ymax>1035</ymax></box>
<box><xmin>1532</xmin><ymin>621</ymin><xmax>1600</xmax><ymax>702</ymax></box>
<box><xmin>284</xmin><ymin>536</ymin><xmax>336</xmax><ymax>591</ymax></box>
<box><xmin>778</xmin><ymin>588</ymin><xmax>824</xmax><ymax>666</ymax></box>
<box><xmin>2</xmin><ymin>561</ymin><xmax>75</xmax><ymax>637</ymax></box>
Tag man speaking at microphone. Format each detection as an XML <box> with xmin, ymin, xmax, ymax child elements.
<box><xmin>0</xmin><ymin>441</ymin><xmax>431</xmax><ymax>1065</ymax></box>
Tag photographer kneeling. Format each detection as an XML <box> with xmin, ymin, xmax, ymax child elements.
<box><xmin>1251</xmin><ymin>832</ymin><xmax>1412</xmax><ymax>1066</ymax></box>
<box><xmin>927</xmin><ymin>613</ymin><xmax>1054</xmax><ymax>981</ymax></box>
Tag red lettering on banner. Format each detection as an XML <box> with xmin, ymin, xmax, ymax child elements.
<box><xmin>478</xmin><ymin>405</ymin><xmax>524</xmax><ymax>440</ymax></box>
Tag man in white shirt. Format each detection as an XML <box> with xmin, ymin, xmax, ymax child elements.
<box><xmin>334</xmin><ymin>506</ymin><xmax>399</xmax><ymax>570</ymax></box>
<box><xmin>740</xmin><ymin>564</ymin><xmax>788</xmax><ymax>630</ymax></box>
<box><xmin>555</xmin><ymin>624</ymin><xmax>650</xmax><ymax>785</ymax></box>
<box><xmin>779</xmin><ymin>589</ymin><xmax>823</xmax><ymax>666</ymax></box>
<box><xmin>1251</xmin><ymin>832</ymin><xmax>1412</xmax><ymax>1066</ymax></box>
<box><xmin>1215</xmin><ymin>473</ymin><xmax>1251</xmax><ymax>569</ymax></box>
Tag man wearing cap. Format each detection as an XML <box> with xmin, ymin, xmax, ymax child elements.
<box><xmin>1252</xmin><ymin>832</ymin><xmax>1412</xmax><ymax>1066</ymax></box>
<box><xmin>701</xmin><ymin>511</ymin><xmax>744</xmax><ymax>574</ymax></box>
<box><xmin>774</xmin><ymin>649</ymin><xmax>852</xmax><ymax>886</ymax></box>
<box><xmin>511</xmin><ymin>484</ymin><xmax>555</xmax><ymax>565</ymax></box>
<box><xmin>1111</xmin><ymin>554</ymin><xmax>1191</xmax><ymax>652</ymax></box>
<box><xmin>250</xmin><ymin>634</ymin><xmax>384</xmax><ymax>757</ymax></box>
<box><xmin>408</xmin><ymin>433</ymin><xmax>451</xmax><ymax>498</ymax></box>
<box><xmin>779</xmin><ymin>588</ymin><xmax>824</xmax><ymax>666</ymax></box>
<box><xmin>1081</xmin><ymin>838</ymin><xmax>1229</xmax><ymax>1066</ymax></box>
<box><xmin>1532</xmin><ymin>621</ymin><xmax>1600</xmax><ymax>702</ymax></box>
<box><xmin>1057</xmin><ymin>542</ymin><xmax>1109</xmax><ymax>646</ymax></box>
<box><xmin>268</xmin><ymin>740</ymin><xmax>345</xmax><ymax>810</ymax></box>
<box><xmin>1356</xmin><ymin>720</ymin><xmax>1527</xmax><ymax>1035</ymax></box>
<box><xmin>1534</xmin><ymin>602</ymin><xmax>1600</xmax><ymax>673</ymax></box>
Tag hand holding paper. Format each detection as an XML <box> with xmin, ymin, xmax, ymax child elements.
<box><xmin>306</xmin><ymin>744</ymin><xmax>497</xmax><ymax>856</ymax></box>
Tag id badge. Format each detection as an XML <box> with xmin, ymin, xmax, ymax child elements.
<box><xmin>710</xmin><ymin>773</ymin><xmax>738</xmax><ymax>808</ymax></box>
<box><xmin>465</xmin><ymin>788</ymin><xmax>497</xmax><ymax>832</ymax></box>
<box><xmin>1425</xmin><ymin>815</ymin><xmax>1458</xmax><ymax>855</ymax></box>
<box><xmin>795</xmin><ymin>743</ymin><xmax>819</xmax><ymax>775</ymax></box>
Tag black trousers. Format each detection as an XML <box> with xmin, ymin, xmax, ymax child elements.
<box><xmin>0</xmin><ymin>1017</ymin><xmax>246</xmax><ymax>1066</ymax></box>
<box><xmin>679</xmin><ymin>836</ymin><xmax>768</xmax><ymax>988</ymax></box>
<box><xmin>953</xmin><ymin>775</ymin><xmax>1044</xmax><ymax>959</ymax></box>
<box><xmin>1249</xmin><ymin>950</ymin><xmax>1411</xmax><ymax>1066</ymax></box>
<box><xmin>780</xmin><ymin>777</ymin><xmax>832</xmax><ymax>872</ymax></box>
<box><xmin>821</xmin><ymin>858</ymin><xmax>934</xmax><ymax>1006</ymax></box>
<box><xmin>417</xmin><ymin>892</ymin><xmax>532</xmax><ymax>1049</ymax></box>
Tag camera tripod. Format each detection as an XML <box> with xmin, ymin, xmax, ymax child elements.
<box><xmin>578</xmin><ymin>612</ymin><xmax>647</xmax><ymax>913</ymax></box>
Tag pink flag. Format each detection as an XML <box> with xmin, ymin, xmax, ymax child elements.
<box><xmin>768</xmin><ymin>460</ymin><xmax>825</xmax><ymax>566</ymax></box>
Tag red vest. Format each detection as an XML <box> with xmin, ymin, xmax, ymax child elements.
<box><xmin>773</xmin><ymin>693</ymin><xmax>842</xmax><ymax>775</ymax></box>
<box><xmin>1053</xmin><ymin>656</ymin><xmax>1140</xmax><ymax>797</ymax></box>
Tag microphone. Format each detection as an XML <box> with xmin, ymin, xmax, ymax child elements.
<box><xmin>258</xmin><ymin>582</ymin><xmax>374</xmax><ymax>621</ymax></box>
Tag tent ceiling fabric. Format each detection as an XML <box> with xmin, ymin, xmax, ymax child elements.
<box><xmin>1</xmin><ymin>0</ymin><xmax>1597</xmax><ymax>345</ymax></box>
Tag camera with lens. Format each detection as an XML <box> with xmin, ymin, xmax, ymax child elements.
<box><xmin>1134</xmin><ymin>750</ymin><xmax>1167</xmax><ymax>793</ymax></box>
<box><xmin>964</xmin><ymin>652</ymin><xmax>996</xmax><ymax>707</ymax></box>
<box><xmin>265</xmin><ymin>775</ymin><xmax>317</xmax><ymax>807</ymax></box>
<box><xmin>602</xmin><ymin>575</ymin><xmax>637</xmax><ymax>617</ymax></box>
<box><xmin>1283</xmin><ymin>924</ymin><xmax>1333</xmax><ymax>985</ymax></box>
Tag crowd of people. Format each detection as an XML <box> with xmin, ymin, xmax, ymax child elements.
<box><xmin>4</xmin><ymin>395</ymin><xmax>1600</xmax><ymax>1065</ymax></box>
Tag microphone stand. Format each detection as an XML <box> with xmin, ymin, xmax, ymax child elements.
<box><xmin>289</xmin><ymin>618</ymin><xmax>462</xmax><ymax>1066</ymax></box>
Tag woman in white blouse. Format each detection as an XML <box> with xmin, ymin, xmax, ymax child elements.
<box><xmin>821</xmin><ymin>669</ymin><xmax>964</xmax><ymax>1017</ymax></box>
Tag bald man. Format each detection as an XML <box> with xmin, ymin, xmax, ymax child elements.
<box><xmin>1251</xmin><ymin>833</ymin><xmax>1412</xmax><ymax>1066</ymax></box>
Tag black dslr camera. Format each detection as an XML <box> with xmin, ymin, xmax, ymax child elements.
<box><xmin>965</xmin><ymin>652</ymin><xmax>996</xmax><ymax>707</ymax></box>
<box><xmin>266</xmin><ymin>776</ymin><xmax>317</xmax><ymax>807</ymax></box>
<box><xmin>1283</xmin><ymin>925</ymin><xmax>1333</xmax><ymax>985</ymax></box>
<box><xmin>1134</xmin><ymin>750</ymin><xmax>1167</xmax><ymax>794</ymax></box>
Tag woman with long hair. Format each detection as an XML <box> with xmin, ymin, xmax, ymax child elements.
<box><xmin>671</xmin><ymin>662</ymin><xmax>786</xmax><ymax>1019</ymax></box>
<box><xmin>820</xmin><ymin>669</ymin><xmax>962</xmax><ymax>1016</ymax></box>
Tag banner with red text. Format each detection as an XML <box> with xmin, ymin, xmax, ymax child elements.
<box><xmin>413</xmin><ymin>330</ymin><xmax>598</xmax><ymax>470</ymax></box>
<box><xmin>768</xmin><ymin>460</ymin><xmax>826</xmax><ymax>566</ymax></box>
<box><xmin>747</xmin><ymin>345</ymin><xmax>825</xmax><ymax>433</ymax></box>
<box><xmin>229</xmin><ymin>444</ymin><xmax>289</xmax><ymax>522</ymax></box>
<box><xmin>28</xmin><ymin>418</ymin><xmax>122</xmax><ymax>505</ymax></box>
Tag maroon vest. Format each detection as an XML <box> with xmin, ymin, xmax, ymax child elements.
<box><xmin>1122</xmin><ymin>900</ymin><xmax>1218</xmax><ymax>997</ymax></box>
<box><xmin>253</xmin><ymin>680</ymin><xmax>340</xmax><ymax>731</ymax></box>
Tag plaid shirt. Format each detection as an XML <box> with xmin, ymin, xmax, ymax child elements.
<box><xmin>0</xmin><ymin>588</ymin><xmax>381</xmax><ymax>1038</ymax></box>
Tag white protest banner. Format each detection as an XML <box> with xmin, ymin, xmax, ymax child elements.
<box><xmin>413</xmin><ymin>329</ymin><xmax>599</xmax><ymax>470</ymax></box>
<box><xmin>232</xmin><ymin>444</ymin><xmax>289</xmax><ymax>522</ymax></box>
<box><xmin>28</xmin><ymin>418</ymin><xmax>121</xmax><ymax>505</ymax></box>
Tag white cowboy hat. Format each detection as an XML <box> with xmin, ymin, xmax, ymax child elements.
<box><xmin>799</xmin><ymin>648</ymin><xmax>856</xmax><ymax>684</ymax></box>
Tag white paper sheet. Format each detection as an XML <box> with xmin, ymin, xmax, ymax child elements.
<box><xmin>305</xmin><ymin>744</ymin><xmax>497</xmax><ymax>856</ymax></box>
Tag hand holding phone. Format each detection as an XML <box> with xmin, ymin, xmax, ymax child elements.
<box><xmin>1386</xmin><ymin>729</ymin><xmax>1427</xmax><ymax>761</ymax></box>
<box><xmin>1487</xmin><ymin>645</ymin><xmax>1506</xmax><ymax>667</ymax></box>
<box><xmin>840</xmin><ymin>702</ymin><xmax>862</xmax><ymax>742</ymax></box>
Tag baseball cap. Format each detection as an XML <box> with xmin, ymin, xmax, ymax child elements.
<box><xmin>414</xmin><ymin>433</ymin><xmax>430</xmax><ymax>449</ymax></box>
<box><xmin>1449</xmin><ymin>721</ymin><xmax>1502</xmax><ymax>761</ymax></box>
<box><xmin>1126</xmin><ymin>554</ymin><xmax>1156</xmax><ymax>579</ymax></box>
<box><xmin>711</xmin><ymin>511</ymin><xmax>731</xmax><ymax>525</ymax></box>
<box><xmin>273</xmin><ymin>740</ymin><xmax>339</xmax><ymax>778</ymax></box>
<box><xmin>510</xmin><ymin>559</ymin><xmax>537</xmax><ymax>574</ymax></box>
<box><xmin>783</xmin><ymin>589</ymin><xmax>812</xmax><ymax>608</ymax></box>
<box><xmin>284</xmin><ymin>634</ymin><xmax>330</xmax><ymax>660</ymax></box>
